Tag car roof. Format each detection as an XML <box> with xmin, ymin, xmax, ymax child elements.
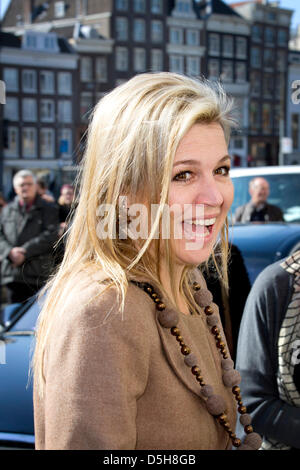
<box><xmin>230</xmin><ymin>165</ymin><xmax>300</xmax><ymax>177</ymax></box>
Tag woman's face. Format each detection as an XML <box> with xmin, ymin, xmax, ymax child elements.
<box><xmin>167</xmin><ymin>122</ymin><xmax>234</xmax><ymax>266</ymax></box>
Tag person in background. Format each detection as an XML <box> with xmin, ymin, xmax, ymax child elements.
<box><xmin>235</xmin><ymin>250</ymin><xmax>300</xmax><ymax>450</ymax></box>
<box><xmin>0</xmin><ymin>193</ymin><xmax>6</xmax><ymax>214</ymax></box>
<box><xmin>36</xmin><ymin>178</ymin><xmax>55</xmax><ymax>204</ymax></box>
<box><xmin>58</xmin><ymin>184</ymin><xmax>75</xmax><ymax>226</ymax></box>
<box><xmin>203</xmin><ymin>243</ymin><xmax>251</xmax><ymax>361</ymax></box>
<box><xmin>233</xmin><ymin>177</ymin><xmax>284</xmax><ymax>223</ymax></box>
<box><xmin>0</xmin><ymin>170</ymin><xmax>59</xmax><ymax>303</ymax></box>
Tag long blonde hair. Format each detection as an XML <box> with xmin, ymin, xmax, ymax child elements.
<box><xmin>33</xmin><ymin>72</ymin><xmax>236</xmax><ymax>396</ymax></box>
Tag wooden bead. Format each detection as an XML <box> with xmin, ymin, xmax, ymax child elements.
<box><xmin>217</xmin><ymin>413</ymin><xmax>227</xmax><ymax>424</ymax></box>
<box><xmin>232</xmin><ymin>438</ymin><xmax>242</xmax><ymax>448</ymax></box>
<box><xmin>238</xmin><ymin>405</ymin><xmax>247</xmax><ymax>414</ymax></box>
<box><xmin>176</xmin><ymin>335</ymin><xmax>183</xmax><ymax>342</ymax></box>
<box><xmin>211</xmin><ymin>326</ymin><xmax>219</xmax><ymax>335</ymax></box>
<box><xmin>204</xmin><ymin>305</ymin><xmax>214</xmax><ymax>316</ymax></box>
<box><xmin>146</xmin><ymin>286</ymin><xmax>153</xmax><ymax>293</ymax></box>
<box><xmin>191</xmin><ymin>366</ymin><xmax>201</xmax><ymax>376</ymax></box>
<box><xmin>196</xmin><ymin>375</ymin><xmax>205</xmax><ymax>385</ymax></box>
<box><xmin>154</xmin><ymin>297</ymin><xmax>161</xmax><ymax>304</ymax></box>
<box><xmin>244</xmin><ymin>425</ymin><xmax>253</xmax><ymax>434</ymax></box>
<box><xmin>193</xmin><ymin>282</ymin><xmax>201</xmax><ymax>291</ymax></box>
<box><xmin>156</xmin><ymin>302</ymin><xmax>166</xmax><ymax>311</ymax></box>
<box><xmin>151</xmin><ymin>293</ymin><xmax>158</xmax><ymax>299</ymax></box>
<box><xmin>171</xmin><ymin>327</ymin><xmax>180</xmax><ymax>336</ymax></box>
<box><xmin>229</xmin><ymin>431</ymin><xmax>237</xmax><ymax>439</ymax></box>
<box><xmin>223</xmin><ymin>423</ymin><xmax>231</xmax><ymax>431</ymax></box>
<box><xmin>181</xmin><ymin>345</ymin><xmax>191</xmax><ymax>356</ymax></box>
<box><xmin>232</xmin><ymin>386</ymin><xmax>240</xmax><ymax>394</ymax></box>
<box><xmin>216</xmin><ymin>341</ymin><xmax>226</xmax><ymax>350</ymax></box>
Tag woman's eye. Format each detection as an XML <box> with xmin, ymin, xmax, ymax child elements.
<box><xmin>173</xmin><ymin>171</ymin><xmax>192</xmax><ymax>182</ymax></box>
<box><xmin>214</xmin><ymin>166</ymin><xmax>230</xmax><ymax>176</ymax></box>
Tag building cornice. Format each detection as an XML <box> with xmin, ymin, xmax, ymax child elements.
<box><xmin>0</xmin><ymin>48</ymin><xmax>78</xmax><ymax>68</ymax></box>
<box><xmin>69</xmin><ymin>38</ymin><xmax>114</xmax><ymax>54</ymax></box>
<box><xmin>166</xmin><ymin>44</ymin><xmax>205</xmax><ymax>56</ymax></box>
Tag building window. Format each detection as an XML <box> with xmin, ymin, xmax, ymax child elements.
<box><xmin>3</xmin><ymin>68</ymin><xmax>18</xmax><ymax>92</ymax></box>
<box><xmin>277</xmin><ymin>51</ymin><xmax>286</xmax><ymax>71</ymax></box>
<box><xmin>208</xmin><ymin>33</ymin><xmax>220</xmax><ymax>55</ymax></box>
<box><xmin>208</xmin><ymin>59</ymin><xmax>219</xmax><ymax>79</ymax></box>
<box><xmin>170</xmin><ymin>27</ymin><xmax>183</xmax><ymax>45</ymax></box>
<box><xmin>278</xmin><ymin>29</ymin><xmax>287</xmax><ymax>46</ymax></box>
<box><xmin>264</xmin><ymin>49</ymin><xmax>275</xmax><ymax>69</ymax></box>
<box><xmin>176</xmin><ymin>1</ymin><xmax>191</xmax><ymax>14</ymax></box>
<box><xmin>4</xmin><ymin>97</ymin><xmax>19</xmax><ymax>121</ymax></box>
<box><xmin>115</xmin><ymin>0</ymin><xmax>128</xmax><ymax>10</ymax></box>
<box><xmin>134</xmin><ymin>19</ymin><xmax>146</xmax><ymax>42</ymax></box>
<box><xmin>58</xmin><ymin>128</ymin><xmax>72</xmax><ymax>158</ymax></box>
<box><xmin>236</xmin><ymin>37</ymin><xmax>247</xmax><ymax>59</ymax></box>
<box><xmin>186</xmin><ymin>29</ymin><xmax>199</xmax><ymax>46</ymax></box>
<box><xmin>169</xmin><ymin>55</ymin><xmax>184</xmax><ymax>74</ymax></box>
<box><xmin>58</xmin><ymin>72</ymin><xmax>72</xmax><ymax>95</ymax></box>
<box><xmin>133</xmin><ymin>0</ymin><xmax>145</xmax><ymax>13</ymax></box>
<box><xmin>252</xmin><ymin>25</ymin><xmax>262</xmax><ymax>42</ymax></box>
<box><xmin>250</xmin><ymin>71</ymin><xmax>261</xmax><ymax>96</ymax></box>
<box><xmin>262</xmin><ymin>103</ymin><xmax>272</xmax><ymax>133</ymax></box>
<box><xmin>58</xmin><ymin>100</ymin><xmax>72</xmax><ymax>123</ymax></box>
<box><xmin>22</xmin><ymin>69</ymin><xmax>37</xmax><ymax>92</ymax></box>
<box><xmin>134</xmin><ymin>48</ymin><xmax>146</xmax><ymax>72</ymax></box>
<box><xmin>221</xmin><ymin>60</ymin><xmax>233</xmax><ymax>83</ymax></box>
<box><xmin>263</xmin><ymin>74</ymin><xmax>274</xmax><ymax>97</ymax></box>
<box><xmin>151</xmin><ymin>0</ymin><xmax>162</xmax><ymax>14</ymax></box>
<box><xmin>151</xmin><ymin>49</ymin><xmax>163</xmax><ymax>71</ymax></box>
<box><xmin>250</xmin><ymin>102</ymin><xmax>260</xmax><ymax>131</ymax></box>
<box><xmin>292</xmin><ymin>114</ymin><xmax>299</xmax><ymax>149</ymax></box>
<box><xmin>115</xmin><ymin>47</ymin><xmax>128</xmax><ymax>71</ymax></box>
<box><xmin>186</xmin><ymin>56</ymin><xmax>200</xmax><ymax>76</ymax></box>
<box><xmin>40</xmin><ymin>128</ymin><xmax>55</xmax><ymax>158</ymax></box>
<box><xmin>95</xmin><ymin>57</ymin><xmax>108</xmax><ymax>82</ymax></box>
<box><xmin>151</xmin><ymin>20</ymin><xmax>163</xmax><ymax>43</ymax></box>
<box><xmin>274</xmin><ymin>105</ymin><xmax>280</xmax><ymax>131</ymax></box>
<box><xmin>4</xmin><ymin>127</ymin><xmax>18</xmax><ymax>158</ymax></box>
<box><xmin>116</xmin><ymin>17</ymin><xmax>128</xmax><ymax>41</ymax></box>
<box><xmin>22</xmin><ymin>127</ymin><xmax>36</xmax><ymax>158</ymax></box>
<box><xmin>54</xmin><ymin>1</ymin><xmax>65</xmax><ymax>18</ymax></box>
<box><xmin>22</xmin><ymin>98</ymin><xmax>37</xmax><ymax>122</ymax></box>
<box><xmin>80</xmin><ymin>57</ymin><xmax>93</xmax><ymax>82</ymax></box>
<box><xmin>222</xmin><ymin>35</ymin><xmax>233</xmax><ymax>57</ymax></box>
<box><xmin>40</xmin><ymin>71</ymin><xmax>55</xmax><ymax>94</ymax></box>
<box><xmin>265</xmin><ymin>27</ymin><xmax>275</xmax><ymax>44</ymax></box>
<box><xmin>80</xmin><ymin>92</ymin><xmax>93</xmax><ymax>122</ymax></box>
<box><xmin>251</xmin><ymin>47</ymin><xmax>261</xmax><ymax>68</ymax></box>
<box><xmin>236</xmin><ymin>62</ymin><xmax>246</xmax><ymax>83</ymax></box>
<box><xmin>40</xmin><ymin>99</ymin><xmax>55</xmax><ymax>122</ymax></box>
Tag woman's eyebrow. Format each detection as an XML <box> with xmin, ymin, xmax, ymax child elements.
<box><xmin>173</xmin><ymin>154</ymin><xmax>232</xmax><ymax>167</ymax></box>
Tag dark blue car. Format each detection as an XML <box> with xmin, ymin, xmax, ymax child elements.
<box><xmin>0</xmin><ymin>296</ymin><xmax>39</xmax><ymax>449</ymax></box>
<box><xmin>229</xmin><ymin>222</ymin><xmax>300</xmax><ymax>284</ymax></box>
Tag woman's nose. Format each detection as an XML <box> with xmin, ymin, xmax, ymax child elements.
<box><xmin>194</xmin><ymin>176</ymin><xmax>224</xmax><ymax>207</ymax></box>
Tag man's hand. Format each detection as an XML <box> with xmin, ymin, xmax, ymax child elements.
<box><xmin>9</xmin><ymin>247</ymin><xmax>26</xmax><ymax>267</ymax></box>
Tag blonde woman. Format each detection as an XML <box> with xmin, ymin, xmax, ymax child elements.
<box><xmin>33</xmin><ymin>73</ymin><xmax>261</xmax><ymax>450</ymax></box>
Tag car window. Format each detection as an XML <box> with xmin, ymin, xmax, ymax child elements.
<box><xmin>231</xmin><ymin>174</ymin><xmax>300</xmax><ymax>223</ymax></box>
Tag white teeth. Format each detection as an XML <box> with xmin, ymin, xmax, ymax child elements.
<box><xmin>185</xmin><ymin>218</ymin><xmax>216</xmax><ymax>226</ymax></box>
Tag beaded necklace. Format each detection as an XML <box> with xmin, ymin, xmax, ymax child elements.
<box><xmin>131</xmin><ymin>279</ymin><xmax>262</xmax><ymax>451</ymax></box>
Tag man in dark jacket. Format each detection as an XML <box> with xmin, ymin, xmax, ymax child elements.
<box><xmin>233</xmin><ymin>177</ymin><xmax>284</xmax><ymax>223</ymax></box>
<box><xmin>0</xmin><ymin>170</ymin><xmax>59</xmax><ymax>303</ymax></box>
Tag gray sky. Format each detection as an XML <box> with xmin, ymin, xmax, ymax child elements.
<box><xmin>1</xmin><ymin>0</ymin><xmax>300</xmax><ymax>27</ymax></box>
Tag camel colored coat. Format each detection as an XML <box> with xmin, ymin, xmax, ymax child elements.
<box><xmin>33</xmin><ymin>271</ymin><xmax>236</xmax><ymax>450</ymax></box>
